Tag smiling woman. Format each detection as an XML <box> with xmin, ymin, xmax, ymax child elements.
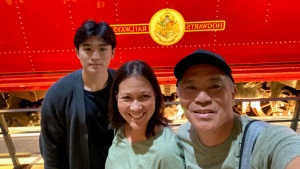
<box><xmin>105</xmin><ymin>60</ymin><xmax>185</xmax><ymax>169</ymax></box>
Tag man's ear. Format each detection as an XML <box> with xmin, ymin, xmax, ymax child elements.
<box><xmin>232</xmin><ymin>84</ymin><xmax>237</xmax><ymax>106</ymax></box>
<box><xmin>75</xmin><ymin>48</ymin><xmax>79</xmax><ymax>59</ymax></box>
<box><xmin>233</xmin><ymin>84</ymin><xmax>237</xmax><ymax>98</ymax></box>
<box><xmin>176</xmin><ymin>87</ymin><xmax>180</xmax><ymax>97</ymax></box>
<box><xmin>111</xmin><ymin>48</ymin><xmax>116</xmax><ymax>59</ymax></box>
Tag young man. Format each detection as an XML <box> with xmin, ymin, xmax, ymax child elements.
<box><xmin>40</xmin><ymin>20</ymin><xmax>116</xmax><ymax>169</ymax></box>
<box><xmin>175</xmin><ymin>49</ymin><xmax>300</xmax><ymax>169</ymax></box>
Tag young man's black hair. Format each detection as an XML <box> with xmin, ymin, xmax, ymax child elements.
<box><xmin>74</xmin><ymin>20</ymin><xmax>116</xmax><ymax>50</ymax></box>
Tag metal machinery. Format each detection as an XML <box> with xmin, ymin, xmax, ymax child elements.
<box><xmin>1</xmin><ymin>0</ymin><xmax>300</xmax><ymax>126</ymax></box>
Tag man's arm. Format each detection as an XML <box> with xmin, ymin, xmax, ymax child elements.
<box><xmin>40</xmin><ymin>90</ymin><xmax>68</xmax><ymax>169</ymax></box>
<box><xmin>252</xmin><ymin>124</ymin><xmax>300</xmax><ymax>169</ymax></box>
<box><xmin>286</xmin><ymin>156</ymin><xmax>300</xmax><ymax>169</ymax></box>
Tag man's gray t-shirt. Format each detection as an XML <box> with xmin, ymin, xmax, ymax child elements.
<box><xmin>177</xmin><ymin>114</ymin><xmax>300</xmax><ymax>169</ymax></box>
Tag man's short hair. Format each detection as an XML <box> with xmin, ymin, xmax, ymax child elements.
<box><xmin>174</xmin><ymin>49</ymin><xmax>234</xmax><ymax>86</ymax></box>
<box><xmin>73</xmin><ymin>20</ymin><xmax>116</xmax><ymax>50</ymax></box>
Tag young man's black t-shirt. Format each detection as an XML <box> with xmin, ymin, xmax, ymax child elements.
<box><xmin>84</xmin><ymin>74</ymin><xmax>114</xmax><ymax>169</ymax></box>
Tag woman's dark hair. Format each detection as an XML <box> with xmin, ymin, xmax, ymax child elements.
<box><xmin>73</xmin><ymin>20</ymin><xmax>116</xmax><ymax>50</ymax></box>
<box><xmin>109</xmin><ymin>60</ymin><xmax>171</xmax><ymax>138</ymax></box>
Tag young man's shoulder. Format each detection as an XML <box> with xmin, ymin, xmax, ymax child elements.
<box><xmin>107</xmin><ymin>68</ymin><xmax>117</xmax><ymax>77</ymax></box>
<box><xmin>54</xmin><ymin>69</ymin><xmax>81</xmax><ymax>87</ymax></box>
<box><xmin>46</xmin><ymin>69</ymin><xmax>82</xmax><ymax>98</ymax></box>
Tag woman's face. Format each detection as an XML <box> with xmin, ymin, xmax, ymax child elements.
<box><xmin>116</xmin><ymin>75</ymin><xmax>156</xmax><ymax>131</ymax></box>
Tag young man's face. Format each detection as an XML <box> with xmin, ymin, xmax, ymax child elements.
<box><xmin>177</xmin><ymin>64</ymin><xmax>236</xmax><ymax>133</ymax></box>
<box><xmin>75</xmin><ymin>36</ymin><xmax>115</xmax><ymax>74</ymax></box>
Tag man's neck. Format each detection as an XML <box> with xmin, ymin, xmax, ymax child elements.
<box><xmin>197</xmin><ymin>116</ymin><xmax>235</xmax><ymax>147</ymax></box>
<box><xmin>82</xmin><ymin>69</ymin><xmax>108</xmax><ymax>92</ymax></box>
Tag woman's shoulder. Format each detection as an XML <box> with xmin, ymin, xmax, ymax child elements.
<box><xmin>161</xmin><ymin>126</ymin><xmax>177</xmax><ymax>136</ymax></box>
<box><xmin>155</xmin><ymin>126</ymin><xmax>186</xmax><ymax>168</ymax></box>
<box><xmin>112</xmin><ymin>126</ymin><xmax>127</xmax><ymax>143</ymax></box>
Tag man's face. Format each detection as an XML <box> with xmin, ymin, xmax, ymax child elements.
<box><xmin>178</xmin><ymin>64</ymin><xmax>236</xmax><ymax>133</ymax></box>
<box><xmin>75</xmin><ymin>36</ymin><xmax>115</xmax><ymax>74</ymax></box>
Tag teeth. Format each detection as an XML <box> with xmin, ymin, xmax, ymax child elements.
<box><xmin>131</xmin><ymin>113</ymin><xmax>144</xmax><ymax>118</ymax></box>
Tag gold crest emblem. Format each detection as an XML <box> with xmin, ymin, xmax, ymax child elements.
<box><xmin>150</xmin><ymin>9</ymin><xmax>185</xmax><ymax>46</ymax></box>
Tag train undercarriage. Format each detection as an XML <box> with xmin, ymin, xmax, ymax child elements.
<box><xmin>1</xmin><ymin>80</ymin><xmax>300</xmax><ymax>126</ymax></box>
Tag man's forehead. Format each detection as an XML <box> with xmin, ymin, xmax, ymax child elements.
<box><xmin>179</xmin><ymin>64</ymin><xmax>228</xmax><ymax>83</ymax></box>
<box><xmin>181</xmin><ymin>74</ymin><xmax>226</xmax><ymax>84</ymax></box>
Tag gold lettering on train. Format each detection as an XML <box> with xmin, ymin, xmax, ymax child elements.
<box><xmin>110</xmin><ymin>25</ymin><xmax>149</xmax><ymax>34</ymax></box>
<box><xmin>185</xmin><ymin>21</ymin><xmax>225</xmax><ymax>32</ymax></box>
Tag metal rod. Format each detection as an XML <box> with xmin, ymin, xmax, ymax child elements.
<box><xmin>0</xmin><ymin>152</ymin><xmax>41</xmax><ymax>158</ymax></box>
<box><xmin>235</xmin><ymin>97</ymin><xmax>300</xmax><ymax>102</ymax></box>
<box><xmin>163</xmin><ymin>97</ymin><xmax>300</xmax><ymax>105</ymax></box>
<box><xmin>266</xmin><ymin>120</ymin><xmax>297</xmax><ymax>123</ymax></box>
<box><xmin>4</xmin><ymin>131</ymin><xmax>40</xmax><ymax>134</ymax></box>
<box><xmin>0</xmin><ymin>113</ymin><xmax>21</xmax><ymax>169</ymax></box>
<box><xmin>165</xmin><ymin>102</ymin><xmax>180</xmax><ymax>105</ymax></box>
<box><xmin>0</xmin><ymin>108</ymin><xmax>41</xmax><ymax>113</ymax></box>
<box><xmin>290</xmin><ymin>101</ymin><xmax>300</xmax><ymax>131</ymax></box>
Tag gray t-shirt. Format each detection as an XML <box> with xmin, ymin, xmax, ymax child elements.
<box><xmin>177</xmin><ymin>114</ymin><xmax>300</xmax><ymax>169</ymax></box>
<box><xmin>105</xmin><ymin>126</ymin><xmax>185</xmax><ymax>169</ymax></box>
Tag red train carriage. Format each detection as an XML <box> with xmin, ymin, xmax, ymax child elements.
<box><xmin>1</xmin><ymin>0</ymin><xmax>300</xmax><ymax>126</ymax></box>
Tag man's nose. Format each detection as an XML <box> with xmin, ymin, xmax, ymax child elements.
<box><xmin>91</xmin><ymin>51</ymin><xmax>100</xmax><ymax>60</ymax></box>
<box><xmin>130</xmin><ymin>100</ymin><xmax>141</xmax><ymax>111</ymax></box>
<box><xmin>194</xmin><ymin>91</ymin><xmax>212</xmax><ymax>106</ymax></box>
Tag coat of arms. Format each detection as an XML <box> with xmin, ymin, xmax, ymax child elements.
<box><xmin>154</xmin><ymin>12</ymin><xmax>180</xmax><ymax>42</ymax></box>
<box><xmin>149</xmin><ymin>8</ymin><xmax>185</xmax><ymax>46</ymax></box>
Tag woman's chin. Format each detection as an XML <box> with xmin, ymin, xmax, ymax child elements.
<box><xmin>126</xmin><ymin>122</ymin><xmax>147</xmax><ymax>131</ymax></box>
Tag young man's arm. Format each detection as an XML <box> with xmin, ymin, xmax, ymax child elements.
<box><xmin>40</xmin><ymin>89</ymin><xmax>68</xmax><ymax>169</ymax></box>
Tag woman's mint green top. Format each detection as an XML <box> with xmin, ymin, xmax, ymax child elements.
<box><xmin>105</xmin><ymin>126</ymin><xmax>185</xmax><ymax>169</ymax></box>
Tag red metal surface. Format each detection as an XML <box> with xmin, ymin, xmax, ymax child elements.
<box><xmin>1</xmin><ymin>0</ymin><xmax>300</xmax><ymax>92</ymax></box>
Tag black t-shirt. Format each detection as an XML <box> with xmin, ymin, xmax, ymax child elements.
<box><xmin>84</xmin><ymin>74</ymin><xmax>114</xmax><ymax>169</ymax></box>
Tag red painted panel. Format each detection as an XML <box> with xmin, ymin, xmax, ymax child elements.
<box><xmin>118</xmin><ymin>40</ymin><xmax>214</xmax><ymax>68</ymax></box>
<box><xmin>117</xmin><ymin>0</ymin><xmax>163</xmax><ymax>24</ymax></box>
<box><xmin>0</xmin><ymin>52</ymin><xmax>32</xmax><ymax>74</ymax></box>
<box><xmin>216</xmin><ymin>0</ymin><xmax>300</xmax><ymax>65</ymax></box>
<box><xmin>0</xmin><ymin>1</ymin><xmax>32</xmax><ymax>73</ymax></box>
<box><xmin>17</xmin><ymin>1</ymin><xmax>74</xmax><ymax>50</ymax></box>
<box><xmin>71</xmin><ymin>0</ymin><xmax>116</xmax><ymax>29</ymax></box>
<box><xmin>15</xmin><ymin>0</ymin><xmax>76</xmax><ymax>72</ymax></box>
<box><xmin>30</xmin><ymin>50</ymin><xmax>81</xmax><ymax>71</ymax></box>
<box><xmin>0</xmin><ymin>1</ymin><xmax>27</xmax><ymax>52</ymax></box>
